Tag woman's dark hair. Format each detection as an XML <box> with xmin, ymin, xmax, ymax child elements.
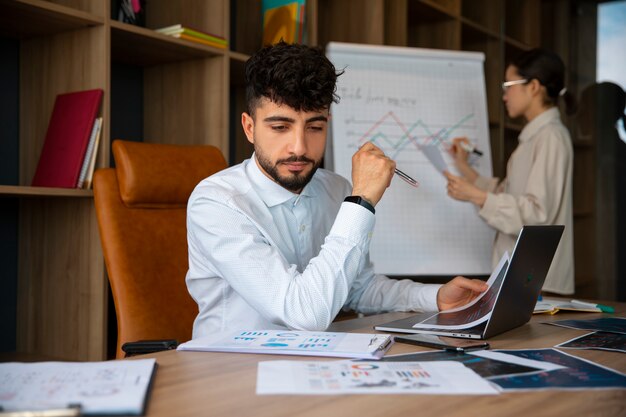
<box><xmin>245</xmin><ymin>41</ymin><xmax>344</xmax><ymax>116</ymax></box>
<box><xmin>511</xmin><ymin>48</ymin><xmax>576</xmax><ymax>114</ymax></box>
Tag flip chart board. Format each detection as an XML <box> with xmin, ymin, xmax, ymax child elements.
<box><xmin>326</xmin><ymin>42</ymin><xmax>495</xmax><ymax>275</ymax></box>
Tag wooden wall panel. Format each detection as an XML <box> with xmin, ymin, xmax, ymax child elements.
<box><xmin>17</xmin><ymin>198</ymin><xmax>106</xmax><ymax>360</ymax></box>
<box><xmin>144</xmin><ymin>56</ymin><xmax>227</xmax><ymax>152</ymax></box>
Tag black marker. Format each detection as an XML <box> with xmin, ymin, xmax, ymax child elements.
<box><xmin>459</xmin><ymin>142</ymin><xmax>484</xmax><ymax>157</ymax></box>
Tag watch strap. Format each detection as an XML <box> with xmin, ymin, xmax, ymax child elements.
<box><xmin>344</xmin><ymin>195</ymin><xmax>375</xmax><ymax>214</ymax></box>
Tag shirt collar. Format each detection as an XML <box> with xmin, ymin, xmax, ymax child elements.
<box><xmin>246</xmin><ymin>153</ymin><xmax>317</xmax><ymax>208</ymax></box>
<box><xmin>519</xmin><ymin>107</ymin><xmax>560</xmax><ymax>143</ymax></box>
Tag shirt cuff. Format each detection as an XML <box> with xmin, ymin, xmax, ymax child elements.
<box><xmin>478</xmin><ymin>192</ymin><xmax>498</xmax><ymax>221</ymax></box>
<box><xmin>328</xmin><ymin>202</ymin><xmax>376</xmax><ymax>247</ymax></box>
<box><xmin>409</xmin><ymin>283</ymin><xmax>442</xmax><ymax>312</ymax></box>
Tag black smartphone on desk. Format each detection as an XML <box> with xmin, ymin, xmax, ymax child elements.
<box><xmin>122</xmin><ymin>339</ymin><xmax>178</xmax><ymax>356</ymax></box>
<box><xmin>394</xmin><ymin>334</ymin><xmax>489</xmax><ymax>352</ymax></box>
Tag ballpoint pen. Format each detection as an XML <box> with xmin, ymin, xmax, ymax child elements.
<box><xmin>394</xmin><ymin>168</ymin><xmax>419</xmax><ymax>187</ymax></box>
<box><xmin>444</xmin><ymin>344</ymin><xmax>489</xmax><ymax>353</ymax></box>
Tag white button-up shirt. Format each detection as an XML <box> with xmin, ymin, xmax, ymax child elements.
<box><xmin>186</xmin><ymin>156</ymin><xmax>441</xmax><ymax>338</ymax></box>
<box><xmin>475</xmin><ymin>107</ymin><xmax>574</xmax><ymax>294</ymax></box>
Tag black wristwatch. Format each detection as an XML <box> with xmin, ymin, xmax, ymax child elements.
<box><xmin>344</xmin><ymin>195</ymin><xmax>375</xmax><ymax>214</ymax></box>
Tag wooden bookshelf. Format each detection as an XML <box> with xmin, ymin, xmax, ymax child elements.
<box><xmin>0</xmin><ymin>185</ymin><xmax>94</xmax><ymax>198</ymax></box>
<box><xmin>0</xmin><ymin>0</ymin><xmax>573</xmax><ymax>361</ymax></box>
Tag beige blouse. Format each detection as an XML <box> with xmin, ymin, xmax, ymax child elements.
<box><xmin>474</xmin><ymin>107</ymin><xmax>574</xmax><ymax>294</ymax></box>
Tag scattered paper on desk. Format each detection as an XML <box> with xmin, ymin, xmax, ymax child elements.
<box><xmin>412</xmin><ymin>252</ymin><xmax>508</xmax><ymax>330</ymax></box>
<box><xmin>469</xmin><ymin>350</ymin><xmax>564</xmax><ymax>372</ymax></box>
<box><xmin>0</xmin><ymin>358</ymin><xmax>156</xmax><ymax>414</ymax></box>
<box><xmin>544</xmin><ymin>317</ymin><xmax>626</xmax><ymax>334</ymax></box>
<box><xmin>373</xmin><ymin>350</ymin><xmax>549</xmax><ymax>380</ymax></box>
<box><xmin>256</xmin><ymin>360</ymin><xmax>499</xmax><ymax>395</ymax></box>
<box><xmin>534</xmin><ymin>298</ymin><xmax>600</xmax><ymax>314</ymax></box>
<box><xmin>556</xmin><ymin>331</ymin><xmax>626</xmax><ymax>353</ymax></box>
<box><xmin>487</xmin><ymin>349</ymin><xmax>626</xmax><ymax>391</ymax></box>
<box><xmin>178</xmin><ymin>330</ymin><xmax>393</xmax><ymax>359</ymax></box>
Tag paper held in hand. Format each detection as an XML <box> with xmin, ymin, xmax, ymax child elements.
<box><xmin>177</xmin><ymin>330</ymin><xmax>394</xmax><ymax>359</ymax></box>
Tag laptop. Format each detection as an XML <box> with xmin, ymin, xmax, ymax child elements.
<box><xmin>374</xmin><ymin>225</ymin><xmax>564</xmax><ymax>339</ymax></box>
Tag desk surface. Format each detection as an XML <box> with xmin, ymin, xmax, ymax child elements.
<box><xmin>139</xmin><ymin>304</ymin><xmax>626</xmax><ymax>417</ymax></box>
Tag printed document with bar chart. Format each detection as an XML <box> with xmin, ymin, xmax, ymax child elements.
<box><xmin>327</xmin><ymin>42</ymin><xmax>495</xmax><ymax>275</ymax></box>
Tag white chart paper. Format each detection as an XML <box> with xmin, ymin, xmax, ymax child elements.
<box><xmin>327</xmin><ymin>42</ymin><xmax>495</xmax><ymax>274</ymax></box>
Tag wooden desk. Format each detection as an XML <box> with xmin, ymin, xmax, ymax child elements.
<box><xmin>138</xmin><ymin>305</ymin><xmax>626</xmax><ymax>417</ymax></box>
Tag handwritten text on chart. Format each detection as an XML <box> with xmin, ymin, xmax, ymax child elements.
<box><xmin>338</xmin><ymin>86</ymin><xmax>417</xmax><ymax>108</ymax></box>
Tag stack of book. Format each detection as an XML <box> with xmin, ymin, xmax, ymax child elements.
<box><xmin>32</xmin><ymin>89</ymin><xmax>103</xmax><ymax>190</ymax></box>
<box><xmin>155</xmin><ymin>24</ymin><xmax>227</xmax><ymax>49</ymax></box>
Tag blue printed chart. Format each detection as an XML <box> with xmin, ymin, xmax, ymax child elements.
<box><xmin>327</xmin><ymin>43</ymin><xmax>495</xmax><ymax>275</ymax></box>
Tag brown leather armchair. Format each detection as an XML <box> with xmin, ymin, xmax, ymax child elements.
<box><xmin>94</xmin><ymin>140</ymin><xmax>228</xmax><ymax>358</ymax></box>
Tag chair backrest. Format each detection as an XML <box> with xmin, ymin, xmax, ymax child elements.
<box><xmin>94</xmin><ymin>140</ymin><xmax>227</xmax><ymax>358</ymax></box>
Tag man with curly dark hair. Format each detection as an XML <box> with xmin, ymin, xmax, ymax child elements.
<box><xmin>186</xmin><ymin>42</ymin><xmax>487</xmax><ymax>338</ymax></box>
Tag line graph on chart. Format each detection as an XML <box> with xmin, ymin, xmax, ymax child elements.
<box><xmin>343</xmin><ymin>111</ymin><xmax>483</xmax><ymax>176</ymax></box>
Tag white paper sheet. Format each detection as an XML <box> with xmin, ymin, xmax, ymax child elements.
<box><xmin>257</xmin><ymin>360</ymin><xmax>499</xmax><ymax>395</ymax></box>
<box><xmin>420</xmin><ymin>144</ymin><xmax>449</xmax><ymax>174</ymax></box>
<box><xmin>534</xmin><ymin>298</ymin><xmax>600</xmax><ymax>314</ymax></box>
<box><xmin>0</xmin><ymin>359</ymin><xmax>156</xmax><ymax>414</ymax></box>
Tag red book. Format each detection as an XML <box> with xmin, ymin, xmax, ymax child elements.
<box><xmin>32</xmin><ymin>89</ymin><xmax>103</xmax><ymax>188</ymax></box>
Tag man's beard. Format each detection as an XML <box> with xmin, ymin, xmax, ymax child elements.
<box><xmin>254</xmin><ymin>145</ymin><xmax>321</xmax><ymax>193</ymax></box>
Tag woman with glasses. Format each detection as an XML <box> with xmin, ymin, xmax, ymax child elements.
<box><xmin>444</xmin><ymin>49</ymin><xmax>575</xmax><ymax>295</ymax></box>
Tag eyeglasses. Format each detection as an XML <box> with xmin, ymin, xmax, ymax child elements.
<box><xmin>502</xmin><ymin>79</ymin><xmax>529</xmax><ymax>92</ymax></box>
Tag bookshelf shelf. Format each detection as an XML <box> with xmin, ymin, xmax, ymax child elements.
<box><xmin>0</xmin><ymin>185</ymin><xmax>94</xmax><ymax>198</ymax></box>
<box><xmin>505</xmin><ymin>36</ymin><xmax>532</xmax><ymax>51</ymax></box>
<box><xmin>111</xmin><ymin>21</ymin><xmax>225</xmax><ymax>67</ymax></box>
<box><xmin>460</xmin><ymin>18</ymin><xmax>500</xmax><ymax>40</ymax></box>
<box><xmin>229</xmin><ymin>50</ymin><xmax>250</xmax><ymax>63</ymax></box>
<box><xmin>0</xmin><ymin>0</ymin><xmax>103</xmax><ymax>39</ymax></box>
<box><xmin>419</xmin><ymin>0</ymin><xmax>460</xmax><ymax>18</ymax></box>
<box><xmin>461</xmin><ymin>0</ymin><xmax>500</xmax><ymax>33</ymax></box>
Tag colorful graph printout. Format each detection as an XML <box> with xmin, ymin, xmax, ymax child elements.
<box><xmin>177</xmin><ymin>330</ymin><xmax>393</xmax><ymax>359</ymax></box>
<box><xmin>256</xmin><ymin>360</ymin><xmax>499</xmax><ymax>395</ymax></box>
<box><xmin>556</xmin><ymin>331</ymin><xmax>626</xmax><ymax>353</ymax></box>
<box><xmin>488</xmin><ymin>349</ymin><xmax>626</xmax><ymax>391</ymax></box>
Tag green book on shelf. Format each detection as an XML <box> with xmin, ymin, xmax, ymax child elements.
<box><xmin>155</xmin><ymin>24</ymin><xmax>228</xmax><ymax>46</ymax></box>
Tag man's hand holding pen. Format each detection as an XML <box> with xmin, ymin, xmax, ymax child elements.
<box><xmin>351</xmin><ymin>142</ymin><xmax>396</xmax><ymax>206</ymax></box>
<box><xmin>351</xmin><ymin>142</ymin><xmax>419</xmax><ymax>208</ymax></box>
